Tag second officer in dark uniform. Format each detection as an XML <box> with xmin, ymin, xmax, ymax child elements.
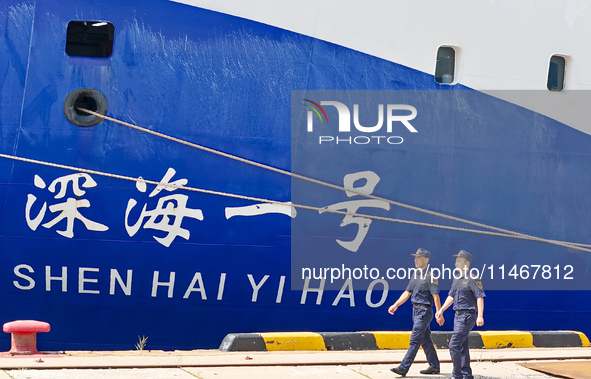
<box><xmin>388</xmin><ymin>248</ymin><xmax>442</xmax><ymax>377</ymax></box>
<box><xmin>435</xmin><ymin>250</ymin><xmax>485</xmax><ymax>379</ymax></box>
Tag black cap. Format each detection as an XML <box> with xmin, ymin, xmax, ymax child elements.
<box><xmin>411</xmin><ymin>248</ymin><xmax>430</xmax><ymax>259</ymax></box>
<box><xmin>453</xmin><ymin>250</ymin><xmax>472</xmax><ymax>262</ymax></box>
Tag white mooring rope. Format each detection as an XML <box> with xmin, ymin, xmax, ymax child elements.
<box><xmin>78</xmin><ymin>108</ymin><xmax>591</xmax><ymax>253</ymax></box>
<box><xmin>0</xmin><ymin>107</ymin><xmax>587</xmax><ymax>252</ymax></box>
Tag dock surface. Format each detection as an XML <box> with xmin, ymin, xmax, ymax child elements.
<box><xmin>0</xmin><ymin>347</ymin><xmax>589</xmax><ymax>378</ymax></box>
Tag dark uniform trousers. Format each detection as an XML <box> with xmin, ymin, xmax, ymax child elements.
<box><xmin>449</xmin><ymin>311</ymin><xmax>476</xmax><ymax>379</ymax></box>
<box><xmin>399</xmin><ymin>305</ymin><xmax>440</xmax><ymax>371</ymax></box>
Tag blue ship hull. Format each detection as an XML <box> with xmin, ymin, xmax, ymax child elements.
<box><xmin>0</xmin><ymin>0</ymin><xmax>589</xmax><ymax>350</ymax></box>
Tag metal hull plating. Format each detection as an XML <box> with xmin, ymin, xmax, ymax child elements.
<box><xmin>0</xmin><ymin>0</ymin><xmax>590</xmax><ymax>350</ymax></box>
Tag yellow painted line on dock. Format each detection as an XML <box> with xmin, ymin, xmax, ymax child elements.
<box><xmin>372</xmin><ymin>331</ymin><xmax>411</xmax><ymax>350</ymax></box>
<box><xmin>478</xmin><ymin>331</ymin><xmax>534</xmax><ymax>348</ymax></box>
<box><xmin>261</xmin><ymin>332</ymin><xmax>327</xmax><ymax>351</ymax></box>
<box><xmin>577</xmin><ymin>332</ymin><xmax>591</xmax><ymax>347</ymax></box>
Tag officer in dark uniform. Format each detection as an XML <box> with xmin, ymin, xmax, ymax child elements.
<box><xmin>388</xmin><ymin>248</ymin><xmax>442</xmax><ymax>377</ymax></box>
<box><xmin>435</xmin><ymin>250</ymin><xmax>485</xmax><ymax>379</ymax></box>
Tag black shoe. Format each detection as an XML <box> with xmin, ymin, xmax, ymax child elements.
<box><xmin>390</xmin><ymin>366</ymin><xmax>407</xmax><ymax>377</ymax></box>
<box><xmin>419</xmin><ymin>366</ymin><xmax>440</xmax><ymax>374</ymax></box>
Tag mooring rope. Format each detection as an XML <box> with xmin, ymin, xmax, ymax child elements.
<box><xmin>1</xmin><ymin>151</ymin><xmax>590</xmax><ymax>252</ymax></box>
<box><xmin>71</xmin><ymin>107</ymin><xmax>591</xmax><ymax>252</ymax></box>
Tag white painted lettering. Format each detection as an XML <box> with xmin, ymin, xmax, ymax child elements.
<box><xmin>276</xmin><ymin>275</ymin><xmax>285</xmax><ymax>303</ymax></box>
<box><xmin>152</xmin><ymin>271</ymin><xmax>175</xmax><ymax>298</ymax></box>
<box><xmin>13</xmin><ymin>264</ymin><xmax>35</xmax><ymax>290</ymax></box>
<box><xmin>110</xmin><ymin>269</ymin><xmax>133</xmax><ymax>296</ymax></box>
<box><xmin>46</xmin><ymin>266</ymin><xmax>67</xmax><ymax>292</ymax></box>
<box><xmin>332</xmin><ymin>278</ymin><xmax>355</xmax><ymax>307</ymax></box>
<box><xmin>78</xmin><ymin>267</ymin><xmax>100</xmax><ymax>294</ymax></box>
<box><xmin>366</xmin><ymin>279</ymin><xmax>389</xmax><ymax>308</ymax></box>
<box><xmin>183</xmin><ymin>272</ymin><xmax>207</xmax><ymax>299</ymax></box>
<box><xmin>300</xmin><ymin>277</ymin><xmax>325</xmax><ymax>305</ymax></box>
<box><xmin>247</xmin><ymin>274</ymin><xmax>269</xmax><ymax>302</ymax></box>
<box><xmin>225</xmin><ymin>202</ymin><xmax>296</xmax><ymax>219</ymax></box>
<box><xmin>217</xmin><ymin>273</ymin><xmax>226</xmax><ymax>300</ymax></box>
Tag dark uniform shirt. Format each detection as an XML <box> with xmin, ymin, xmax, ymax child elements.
<box><xmin>405</xmin><ymin>269</ymin><xmax>440</xmax><ymax>306</ymax></box>
<box><xmin>449</xmin><ymin>276</ymin><xmax>486</xmax><ymax>311</ymax></box>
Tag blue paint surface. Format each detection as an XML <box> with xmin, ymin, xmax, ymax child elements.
<box><xmin>0</xmin><ymin>0</ymin><xmax>588</xmax><ymax>350</ymax></box>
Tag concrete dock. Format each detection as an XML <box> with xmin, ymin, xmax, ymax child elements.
<box><xmin>0</xmin><ymin>347</ymin><xmax>589</xmax><ymax>378</ymax></box>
